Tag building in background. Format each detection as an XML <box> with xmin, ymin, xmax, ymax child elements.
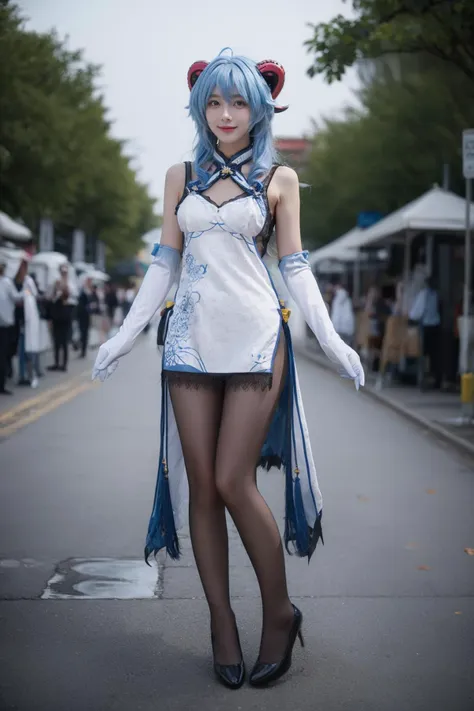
<box><xmin>275</xmin><ymin>137</ymin><xmax>312</xmax><ymax>171</ymax></box>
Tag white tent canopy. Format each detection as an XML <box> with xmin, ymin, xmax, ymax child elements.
<box><xmin>350</xmin><ymin>186</ymin><xmax>474</xmax><ymax>250</ymax></box>
<box><xmin>309</xmin><ymin>227</ymin><xmax>363</xmax><ymax>268</ymax></box>
<box><xmin>0</xmin><ymin>211</ymin><xmax>32</xmax><ymax>241</ymax></box>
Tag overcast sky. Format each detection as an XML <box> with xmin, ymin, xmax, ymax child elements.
<box><xmin>19</xmin><ymin>0</ymin><xmax>358</xmax><ymax>204</ymax></box>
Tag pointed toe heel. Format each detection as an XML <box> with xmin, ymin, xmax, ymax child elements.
<box><xmin>249</xmin><ymin>604</ymin><xmax>304</xmax><ymax>687</ymax></box>
<box><xmin>213</xmin><ymin>659</ymin><xmax>246</xmax><ymax>690</ymax></box>
<box><xmin>211</xmin><ymin>625</ymin><xmax>246</xmax><ymax>690</ymax></box>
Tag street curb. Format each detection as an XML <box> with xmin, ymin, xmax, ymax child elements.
<box><xmin>297</xmin><ymin>343</ymin><xmax>474</xmax><ymax>459</ymax></box>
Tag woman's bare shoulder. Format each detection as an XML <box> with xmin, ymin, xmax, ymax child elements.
<box><xmin>165</xmin><ymin>162</ymin><xmax>186</xmax><ymax>186</ymax></box>
<box><xmin>273</xmin><ymin>165</ymin><xmax>299</xmax><ymax>190</ymax></box>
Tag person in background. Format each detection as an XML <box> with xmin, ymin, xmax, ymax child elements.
<box><xmin>13</xmin><ymin>260</ymin><xmax>29</xmax><ymax>385</ymax></box>
<box><xmin>122</xmin><ymin>283</ymin><xmax>136</xmax><ymax>319</ymax></box>
<box><xmin>77</xmin><ymin>276</ymin><xmax>96</xmax><ymax>358</ymax></box>
<box><xmin>409</xmin><ymin>276</ymin><xmax>442</xmax><ymax>389</ymax></box>
<box><xmin>0</xmin><ymin>257</ymin><xmax>23</xmax><ymax>395</ymax></box>
<box><xmin>23</xmin><ymin>272</ymin><xmax>41</xmax><ymax>388</ymax></box>
<box><xmin>322</xmin><ymin>281</ymin><xmax>334</xmax><ymax>314</ymax></box>
<box><xmin>48</xmin><ymin>264</ymin><xmax>78</xmax><ymax>372</ymax></box>
<box><xmin>104</xmin><ymin>283</ymin><xmax>119</xmax><ymax>337</ymax></box>
<box><xmin>331</xmin><ymin>278</ymin><xmax>355</xmax><ymax>347</ymax></box>
<box><xmin>30</xmin><ymin>273</ymin><xmax>49</xmax><ymax>376</ymax></box>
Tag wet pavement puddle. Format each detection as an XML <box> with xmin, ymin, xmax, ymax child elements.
<box><xmin>41</xmin><ymin>558</ymin><xmax>161</xmax><ymax>600</ymax></box>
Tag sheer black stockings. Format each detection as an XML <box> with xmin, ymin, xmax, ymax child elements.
<box><xmin>169</xmin><ymin>334</ymin><xmax>294</xmax><ymax>665</ymax></box>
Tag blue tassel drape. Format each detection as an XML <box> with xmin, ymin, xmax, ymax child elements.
<box><xmin>259</xmin><ymin>320</ymin><xmax>324</xmax><ymax>561</ymax></box>
<box><xmin>144</xmin><ymin>373</ymin><xmax>180</xmax><ymax>564</ymax></box>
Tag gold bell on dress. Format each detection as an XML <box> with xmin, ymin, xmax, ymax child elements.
<box><xmin>281</xmin><ymin>308</ymin><xmax>291</xmax><ymax>323</ymax></box>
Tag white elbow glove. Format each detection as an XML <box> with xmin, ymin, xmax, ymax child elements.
<box><xmin>279</xmin><ymin>251</ymin><xmax>365</xmax><ymax>390</ymax></box>
<box><xmin>92</xmin><ymin>245</ymin><xmax>180</xmax><ymax>382</ymax></box>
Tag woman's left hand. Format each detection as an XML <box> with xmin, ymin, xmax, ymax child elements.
<box><xmin>337</xmin><ymin>349</ymin><xmax>365</xmax><ymax>390</ymax></box>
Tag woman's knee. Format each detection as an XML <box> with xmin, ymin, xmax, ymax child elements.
<box><xmin>215</xmin><ymin>463</ymin><xmax>252</xmax><ymax>505</ymax></box>
<box><xmin>188</xmin><ymin>469</ymin><xmax>222</xmax><ymax>508</ymax></box>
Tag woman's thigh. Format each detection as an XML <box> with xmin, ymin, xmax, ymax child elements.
<box><xmin>169</xmin><ymin>379</ymin><xmax>225</xmax><ymax>494</ymax></box>
<box><xmin>215</xmin><ymin>331</ymin><xmax>287</xmax><ymax>486</ymax></box>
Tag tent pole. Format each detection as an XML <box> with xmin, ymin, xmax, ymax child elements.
<box><xmin>403</xmin><ymin>232</ymin><xmax>411</xmax><ymax>283</ymax></box>
<box><xmin>426</xmin><ymin>233</ymin><xmax>433</xmax><ymax>277</ymax></box>
<box><xmin>353</xmin><ymin>250</ymin><xmax>361</xmax><ymax>305</ymax></box>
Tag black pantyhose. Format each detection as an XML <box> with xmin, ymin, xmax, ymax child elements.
<box><xmin>169</xmin><ymin>334</ymin><xmax>294</xmax><ymax>666</ymax></box>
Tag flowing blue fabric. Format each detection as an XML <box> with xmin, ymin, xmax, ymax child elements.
<box><xmin>144</xmin><ymin>373</ymin><xmax>180</xmax><ymax>563</ymax></box>
<box><xmin>259</xmin><ymin>320</ymin><xmax>323</xmax><ymax>561</ymax></box>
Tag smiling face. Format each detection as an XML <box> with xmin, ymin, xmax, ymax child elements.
<box><xmin>205</xmin><ymin>88</ymin><xmax>251</xmax><ymax>149</ymax></box>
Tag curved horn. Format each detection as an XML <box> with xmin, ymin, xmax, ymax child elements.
<box><xmin>187</xmin><ymin>60</ymin><xmax>209</xmax><ymax>91</ymax></box>
<box><xmin>256</xmin><ymin>60</ymin><xmax>288</xmax><ymax>113</ymax></box>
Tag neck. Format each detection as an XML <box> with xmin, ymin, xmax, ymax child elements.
<box><xmin>217</xmin><ymin>136</ymin><xmax>251</xmax><ymax>159</ymax></box>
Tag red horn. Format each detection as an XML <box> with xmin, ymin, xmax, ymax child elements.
<box><xmin>187</xmin><ymin>60</ymin><xmax>209</xmax><ymax>91</ymax></box>
<box><xmin>257</xmin><ymin>60</ymin><xmax>288</xmax><ymax>113</ymax></box>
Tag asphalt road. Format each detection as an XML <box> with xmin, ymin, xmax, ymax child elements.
<box><xmin>1</xmin><ymin>334</ymin><xmax>473</xmax><ymax>711</ymax></box>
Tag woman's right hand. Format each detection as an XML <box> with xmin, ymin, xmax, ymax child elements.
<box><xmin>91</xmin><ymin>333</ymin><xmax>132</xmax><ymax>382</ymax></box>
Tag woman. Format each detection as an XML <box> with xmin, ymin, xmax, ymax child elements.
<box><xmin>47</xmin><ymin>264</ymin><xmax>77</xmax><ymax>372</ymax></box>
<box><xmin>331</xmin><ymin>279</ymin><xmax>355</xmax><ymax>347</ymax></box>
<box><xmin>23</xmin><ymin>272</ymin><xmax>42</xmax><ymax>388</ymax></box>
<box><xmin>77</xmin><ymin>276</ymin><xmax>99</xmax><ymax>358</ymax></box>
<box><xmin>93</xmin><ymin>50</ymin><xmax>364</xmax><ymax>689</ymax></box>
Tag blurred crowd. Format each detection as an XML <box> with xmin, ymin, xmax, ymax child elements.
<box><xmin>321</xmin><ymin>272</ymin><xmax>461</xmax><ymax>392</ymax></box>
<box><xmin>0</xmin><ymin>253</ymin><xmax>136</xmax><ymax>396</ymax></box>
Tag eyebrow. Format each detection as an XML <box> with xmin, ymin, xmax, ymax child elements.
<box><xmin>209</xmin><ymin>93</ymin><xmax>243</xmax><ymax>99</ymax></box>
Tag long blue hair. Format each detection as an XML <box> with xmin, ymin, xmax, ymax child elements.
<box><xmin>188</xmin><ymin>49</ymin><xmax>278</xmax><ymax>187</ymax></box>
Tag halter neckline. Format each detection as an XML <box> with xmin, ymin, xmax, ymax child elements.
<box><xmin>212</xmin><ymin>143</ymin><xmax>253</xmax><ymax>174</ymax></box>
<box><xmin>189</xmin><ymin>142</ymin><xmax>264</xmax><ymax>198</ymax></box>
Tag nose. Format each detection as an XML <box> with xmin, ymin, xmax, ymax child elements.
<box><xmin>221</xmin><ymin>103</ymin><xmax>232</xmax><ymax>122</ymax></box>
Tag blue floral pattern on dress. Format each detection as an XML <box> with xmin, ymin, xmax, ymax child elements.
<box><xmin>164</xmin><ymin>254</ymin><xmax>208</xmax><ymax>372</ymax></box>
<box><xmin>250</xmin><ymin>351</ymin><xmax>272</xmax><ymax>372</ymax></box>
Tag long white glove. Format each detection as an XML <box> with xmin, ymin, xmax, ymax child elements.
<box><xmin>92</xmin><ymin>245</ymin><xmax>180</xmax><ymax>382</ymax></box>
<box><xmin>279</xmin><ymin>251</ymin><xmax>365</xmax><ymax>389</ymax></box>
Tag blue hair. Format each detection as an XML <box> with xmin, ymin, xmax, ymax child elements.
<box><xmin>188</xmin><ymin>49</ymin><xmax>278</xmax><ymax>187</ymax></box>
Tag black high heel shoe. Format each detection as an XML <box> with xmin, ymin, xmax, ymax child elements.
<box><xmin>211</xmin><ymin>624</ymin><xmax>246</xmax><ymax>690</ymax></box>
<box><xmin>249</xmin><ymin>604</ymin><xmax>304</xmax><ymax>687</ymax></box>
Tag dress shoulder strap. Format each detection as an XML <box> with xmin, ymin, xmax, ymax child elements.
<box><xmin>263</xmin><ymin>163</ymin><xmax>281</xmax><ymax>188</ymax></box>
<box><xmin>184</xmin><ymin>161</ymin><xmax>192</xmax><ymax>187</ymax></box>
<box><xmin>174</xmin><ymin>161</ymin><xmax>193</xmax><ymax>216</ymax></box>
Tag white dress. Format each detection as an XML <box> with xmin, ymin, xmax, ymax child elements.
<box><xmin>145</xmin><ymin>163</ymin><xmax>324</xmax><ymax>564</ymax></box>
<box><xmin>164</xmin><ymin>190</ymin><xmax>281</xmax><ymax>377</ymax></box>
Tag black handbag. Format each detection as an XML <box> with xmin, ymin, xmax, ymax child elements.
<box><xmin>157</xmin><ymin>301</ymin><xmax>174</xmax><ymax>346</ymax></box>
<box><xmin>38</xmin><ymin>298</ymin><xmax>51</xmax><ymax>321</ymax></box>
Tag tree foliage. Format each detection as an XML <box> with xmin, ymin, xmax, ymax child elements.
<box><xmin>304</xmin><ymin>0</ymin><xmax>474</xmax><ymax>85</ymax></box>
<box><xmin>300</xmin><ymin>62</ymin><xmax>474</xmax><ymax>248</ymax></box>
<box><xmin>0</xmin><ymin>2</ymin><xmax>159</xmax><ymax>260</ymax></box>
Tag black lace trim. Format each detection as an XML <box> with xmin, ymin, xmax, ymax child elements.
<box><xmin>254</xmin><ymin>164</ymin><xmax>280</xmax><ymax>257</ymax></box>
<box><xmin>164</xmin><ymin>371</ymin><xmax>273</xmax><ymax>391</ymax></box>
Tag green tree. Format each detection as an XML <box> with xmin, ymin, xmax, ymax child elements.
<box><xmin>305</xmin><ymin>0</ymin><xmax>474</xmax><ymax>85</ymax></box>
<box><xmin>300</xmin><ymin>65</ymin><xmax>474</xmax><ymax>248</ymax></box>
<box><xmin>0</xmin><ymin>2</ymin><xmax>159</xmax><ymax>260</ymax></box>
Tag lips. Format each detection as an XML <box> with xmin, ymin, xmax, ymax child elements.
<box><xmin>218</xmin><ymin>126</ymin><xmax>237</xmax><ymax>132</ymax></box>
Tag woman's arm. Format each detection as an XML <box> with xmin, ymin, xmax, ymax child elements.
<box><xmin>159</xmin><ymin>163</ymin><xmax>186</xmax><ymax>252</ymax></box>
<box><xmin>274</xmin><ymin>167</ymin><xmax>364</xmax><ymax>388</ymax></box>
<box><xmin>91</xmin><ymin>165</ymin><xmax>184</xmax><ymax>381</ymax></box>
<box><xmin>273</xmin><ymin>166</ymin><xmax>304</xmax><ymax>258</ymax></box>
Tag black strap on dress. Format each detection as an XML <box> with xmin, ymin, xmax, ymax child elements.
<box><xmin>255</xmin><ymin>164</ymin><xmax>280</xmax><ymax>257</ymax></box>
<box><xmin>174</xmin><ymin>161</ymin><xmax>193</xmax><ymax>215</ymax></box>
